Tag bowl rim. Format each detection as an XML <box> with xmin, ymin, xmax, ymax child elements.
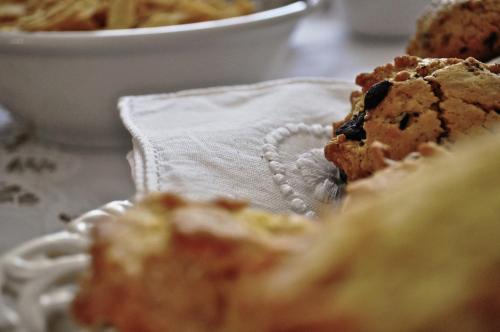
<box><xmin>0</xmin><ymin>0</ymin><xmax>320</xmax><ymax>42</ymax></box>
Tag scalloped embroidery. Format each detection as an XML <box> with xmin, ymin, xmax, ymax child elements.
<box><xmin>262</xmin><ymin>123</ymin><xmax>345</xmax><ymax>218</ymax></box>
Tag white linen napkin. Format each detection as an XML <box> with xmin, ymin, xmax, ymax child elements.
<box><xmin>120</xmin><ymin>78</ymin><xmax>355</xmax><ymax>216</ymax></box>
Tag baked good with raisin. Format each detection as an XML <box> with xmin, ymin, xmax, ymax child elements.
<box><xmin>407</xmin><ymin>0</ymin><xmax>500</xmax><ymax>61</ymax></box>
<box><xmin>72</xmin><ymin>193</ymin><xmax>317</xmax><ymax>332</ymax></box>
<box><xmin>325</xmin><ymin>56</ymin><xmax>500</xmax><ymax>180</ymax></box>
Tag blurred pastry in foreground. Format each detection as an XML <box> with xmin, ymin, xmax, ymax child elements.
<box><xmin>250</xmin><ymin>130</ymin><xmax>500</xmax><ymax>332</ymax></box>
<box><xmin>74</xmin><ymin>131</ymin><xmax>500</xmax><ymax>332</ymax></box>
<box><xmin>325</xmin><ymin>55</ymin><xmax>500</xmax><ymax>180</ymax></box>
<box><xmin>72</xmin><ymin>194</ymin><xmax>317</xmax><ymax>332</ymax></box>
<box><xmin>407</xmin><ymin>0</ymin><xmax>500</xmax><ymax>61</ymax></box>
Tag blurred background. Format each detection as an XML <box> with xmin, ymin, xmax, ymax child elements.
<box><xmin>279</xmin><ymin>0</ymin><xmax>431</xmax><ymax>80</ymax></box>
<box><xmin>0</xmin><ymin>0</ymin><xmax>432</xmax><ymax>251</ymax></box>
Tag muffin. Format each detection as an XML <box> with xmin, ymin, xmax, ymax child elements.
<box><xmin>324</xmin><ymin>55</ymin><xmax>500</xmax><ymax>180</ymax></box>
<box><xmin>407</xmin><ymin>0</ymin><xmax>500</xmax><ymax>61</ymax></box>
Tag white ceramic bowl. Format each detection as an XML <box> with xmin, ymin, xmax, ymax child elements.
<box><xmin>337</xmin><ymin>0</ymin><xmax>431</xmax><ymax>37</ymax></box>
<box><xmin>0</xmin><ymin>0</ymin><xmax>320</xmax><ymax>147</ymax></box>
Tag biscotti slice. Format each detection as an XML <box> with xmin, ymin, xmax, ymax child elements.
<box><xmin>407</xmin><ymin>0</ymin><xmax>500</xmax><ymax>61</ymax></box>
<box><xmin>72</xmin><ymin>193</ymin><xmax>317</xmax><ymax>332</ymax></box>
<box><xmin>325</xmin><ymin>56</ymin><xmax>500</xmax><ymax>180</ymax></box>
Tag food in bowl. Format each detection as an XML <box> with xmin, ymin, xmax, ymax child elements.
<box><xmin>407</xmin><ymin>0</ymin><xmax>500</xmax><ymax>61</ymax></box>
<box><xmin>325</xmin><ymin>55</ymin><xmax>500</xmax><ymax>181</ymax></box>
<box><xmin>0</xmin><ymin>0</ymin><xmax>255</xmax><ymax>31</ymax></box>
<box><xmin>0</xmin><ymin>0</ymin><xmax>316</xmax><ymax>147</ymax></box>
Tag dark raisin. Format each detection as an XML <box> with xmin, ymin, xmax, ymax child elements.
<box><xmin>335</xmin><ymin>112</ymin><xmax>366</xmax><ymax>141</ymax></box>
<box><xmin>483</xmin><ymin>32</ymin><xmax>498</xmax><ymax>50</ymax></box>
<box><xmin>459</xmin><ymin>46</ymin><xmax>469</xmax><ymax>54</ymax></box>
<box><xmin>399</xmin><ymin>113</ymin><xmax>410</xmax><ymax>130</ymax></box>
<box><xmin>339</xmin><ymin>169</ymin><xmax>348</xmax><ymax>183</ymax></box>
<box><xmin>364</xmin><ymin>81</ymin><xmax>393</xmax><ymax>111</ymax></box>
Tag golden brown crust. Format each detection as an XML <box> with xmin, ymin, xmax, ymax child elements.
<box><xmin>325</xmin><ymin>56</ymin><xmax>500</xmax><ymax>181</ymax></box>
<box><xmin>407</xmin><ymin>0</ymin><xmax>500</xmax><ymax>61</ymax></box>
<box><xmin>74</xmin><ymin>228</ymin><xmax>285</xmax><ymax>332</ymax></box>
<box><xmin>72</xmin><ymin>193</ymin><xmax>317</xmax><ymax>332</ymax></box>
<box><xmin>341</xmin><ymin>142</ymin><xmax>449</xmax><ymax>211</ymax></box>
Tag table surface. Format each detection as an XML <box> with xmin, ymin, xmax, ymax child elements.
<box><xmin>0</xmin><ymin>3</ymin><xmax>409</xmax><ymax>252</ymax></box>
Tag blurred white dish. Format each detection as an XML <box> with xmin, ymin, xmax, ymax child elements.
<box><xmin>0</xmin><ymin>0</ymin><xmax>320</xmax><ymax>148</ymax></box>
<box><xmin>337</xmin><ymin>0</ymin><xmax>431</xmax><ymax>37</ymax></box>
<box><xmin>0</xmin><ymin>200</ymin><xmax>131</xmax><ymax>332</ymax></box>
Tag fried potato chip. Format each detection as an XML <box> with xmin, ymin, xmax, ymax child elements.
<box><xmin>107</xmin><ymin>0</ymin><xmax>137</xmax><ymax>29</ymax></box>
<box><xmin>178</xmin><ymin>0</ymin><xmax>225</xmax><ymax>22</ymax></box>
<box><xmin>0</xmin><ymin>3</ymin><xmax>25</xmax><ymax>20</ymax></box>
<box><xmin>0</xmin><ymin>0</ymin><xmax>255</xmax><ymax>31</ymax></box>
<box><xmin>138</xmin><ymin>11</ymin><xmax>186</xmax><ymax>27</ymax></box>
<box><xmin>19</xmin><ymin>0</ymin><xmax>99</xmax><ymax>31</ymax></box>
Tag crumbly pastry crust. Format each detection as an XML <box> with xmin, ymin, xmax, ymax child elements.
<box><xmin>341</xmin><ymin>142</ymin><xmax>449</xmax><ymax>211</ymax></box>
<box><xmin>331</xmin><ymin>141</ymin><xmax>459</xmax><ymax>216</ymax></box>
<box><xmin>407</xmin><ymin>0</ymin><xmax>500</xmax><ymax>61</ymax></box>
<box><xmin>324</xmin><ymin>55</ymin><xmax>500</xmax><ymax>180</ymax></box>
<box><xmin>72</xmin><ymin>193</ymin><xmax>317</xmax><ymax>332</ymax></box>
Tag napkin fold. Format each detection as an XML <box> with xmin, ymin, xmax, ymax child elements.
<box><xmin>120</xmin><ymin>78</ymin><xmax>355</xmax><ymax>215</ymax></box>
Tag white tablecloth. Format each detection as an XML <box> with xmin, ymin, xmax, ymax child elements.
<box><xmin>0</xmin><ymin>3</ymin><xmax>408</xmax><ymax>252</ymax></box>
